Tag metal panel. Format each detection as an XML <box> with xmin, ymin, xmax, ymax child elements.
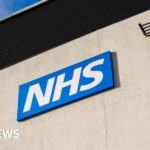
<box><xmin>0</xmin><ymin>0</ymin><xmax>150</xmax><ymax>69</ymax></box>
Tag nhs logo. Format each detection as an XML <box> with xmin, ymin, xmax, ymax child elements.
<box><xmin>17</xmin><ymin>51</ymin><xmax>114</xmax><ymax>121</ymax></box>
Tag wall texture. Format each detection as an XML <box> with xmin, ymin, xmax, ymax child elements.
<box><xmin>0</xmin><ymin>10</ymin><xmax>150</xmax><ymax>150</ymax></box>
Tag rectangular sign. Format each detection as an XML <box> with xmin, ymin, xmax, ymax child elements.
<box><xmin>17</xmin><ymin>51</ymin><xmax>114</xmax><ymax>121</ymax></box>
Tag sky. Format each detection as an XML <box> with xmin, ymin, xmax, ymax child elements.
<box><xmin>0</xmin><ymin>0</ymin><xmax>40</xmax><ymax>18</ymax></box>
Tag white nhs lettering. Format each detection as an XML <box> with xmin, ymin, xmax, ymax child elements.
<box><xmin>17</xmin><ymin>51</ymin><xmax>114</xmax><ymax>121</ymax></box>
<box><xmin>23</xmin><ymin>59</ymin><xmax>104</xmax><ymax>113</ymax></box>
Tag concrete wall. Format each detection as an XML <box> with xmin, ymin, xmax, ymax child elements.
<box><xmin>0</xmin><ymin>10</ymin><xmax>149</xmax><ymax>150</ymax></box>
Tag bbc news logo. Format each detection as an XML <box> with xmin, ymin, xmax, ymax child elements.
<box><xmin>17</xmin><ymin>51</ymin><xmax>114</xmax><ymax>121</ymax></box>
<box><xmin>139</xmin><ymin>22</ymin><xmax>150</xmax><ymax>37</ymax></box>
<box><xmin>0</xmin><ymin>129</ymin><xmax>20</xmax><ymax>139</ymax></box>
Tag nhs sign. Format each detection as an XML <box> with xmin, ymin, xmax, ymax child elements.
<box><xmin>17</xmin><ymin>51</ymin><xmax>114</xmax><ymax>121</ymax></box>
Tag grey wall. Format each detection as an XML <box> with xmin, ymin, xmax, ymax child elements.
<box><xmin>0</xmin><ymin>10</ymin><xmax>150</xmax><ymax>150</ymax></box>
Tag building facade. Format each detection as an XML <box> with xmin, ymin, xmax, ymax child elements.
<box><xmin>0</xmin><ymin>1</ymin><xmax>150</xmax><ymax>150</ymax></box>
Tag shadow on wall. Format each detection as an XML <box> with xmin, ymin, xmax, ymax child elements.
<box><xmin>111</xmin><ymin>52</ymin><xmax>121</xmax><ymax>88</ymax></box>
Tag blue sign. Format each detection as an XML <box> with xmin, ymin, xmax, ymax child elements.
<box><xmin>17</xmin><ymin>51</ymin><xmax>114</xmax><ymax>121</ymax></box>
